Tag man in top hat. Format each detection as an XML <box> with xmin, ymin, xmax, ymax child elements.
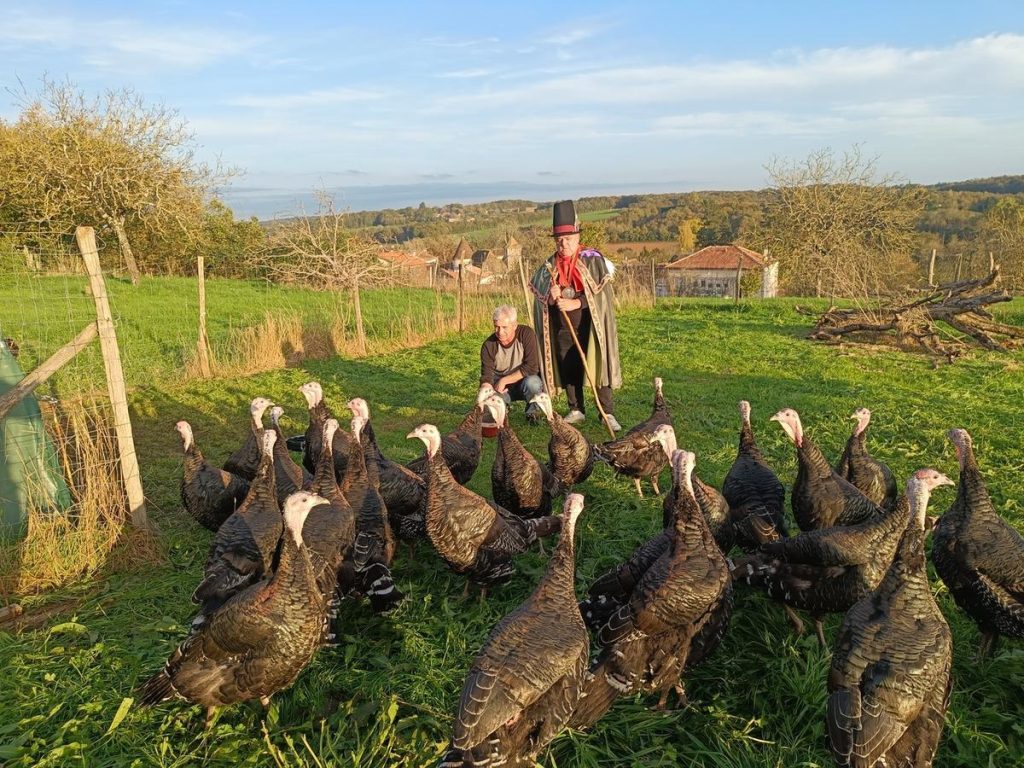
<box><xmin>529</xmin><ymin>200</ymin><xmax>622</xmax><ymax>430</ymax></box>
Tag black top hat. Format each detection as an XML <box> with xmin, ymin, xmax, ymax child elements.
<box><xmin>551</xmin><ymin>200</ymin><xmax>580</xmax><ymax>236</ymax></box>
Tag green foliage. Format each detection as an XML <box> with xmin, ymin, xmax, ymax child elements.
<box><xmin>1</xmin><ymin>295</ymin><xmax>1022</xmax><ymax>766</ymax></box>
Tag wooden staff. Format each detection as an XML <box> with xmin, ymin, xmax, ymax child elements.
<box><xmin>544</xmin><ymin>263</ymin><xmax>616</xmax><ymax>439</ymax></box>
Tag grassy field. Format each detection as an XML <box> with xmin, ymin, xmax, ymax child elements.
<box><xmin>1</xmin><ymin>296</ymin><xmax>1023</xmax><ymax>767</ymax></box>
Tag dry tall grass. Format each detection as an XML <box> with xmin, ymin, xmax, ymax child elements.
<box><xmin>0</xmin><ymin>398</ymin><xmax>149</xmax><ymax>595</ymax></box>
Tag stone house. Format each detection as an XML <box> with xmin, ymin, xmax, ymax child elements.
<box><xmin>657</xmin><ymin>244</ymin><xmax>779</xmax><ymax>298</ymax></box>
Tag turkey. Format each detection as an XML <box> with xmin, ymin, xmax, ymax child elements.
<box><xmin>437</xmin><ymin>494</ymin><xmax>589</xmax><ymax>768</ymax></box>
<box><xmin>730</xmin><ymin>478</ymin><xmax>915</xmax><ymax>647</ymax></box>
<box><xmin>592</xmin><ymin>377</ymin><xmax>672</xmax><ymax>497</ymax></box>
<box><xmin>529</xmin><ymin>392</ymin><xmax>594</xmax><ymax>487</ymax></box>
<box><xmin>722</xmin><ymin>400</ymin><xmax>788</xmax><ymax>552</ymax></box>
<box><xmin>303</xmin><ymin>419</ymin><xmax>357</xmax><ymax>610</ymax></box>
<box><xmin>268</xmin><ymin>406</ymin><xmax>312</xmax><ymax>506</ymax></box>
<box><xmin>341</xmin><ymin>415</ymin><xmax>403</xmax><ymax>613</ymax></box>
<box><xmin>223</xmin><ymin>397</ymin><xmax>273</xmax><ymax>480</ymax></box>
<box><xmin>176</xmin><ymin>420</ymin><xmax>250</xmax><ymax>531</ymax></box>
<box><xmin>193</xmin><ymin>430</ymin><xmax>281</xmax><ymax>625</ymax></box>
<box><xmin>408</xmin><ymin>423</ymin><xmax>561</xmax><ymax>596</ymax></box>
<box><xmin>827</xmin><ymin>469</ymin><xmax>954</xmax><ymax>768</ymax></box>
<box><xmin>406</xmin><ymin>384</ymin><xmax>493</xmax><ymax>485</ymax></box>
<box><xmin>487</xmin><ymin>395</ymin><xmax>563</xmax><ymax>520</ymax></box>
<box><xmin>772</xmin><ymin>408</ymin><xmax>881</xmax><ymax>532</ymax></box>
<box><xmin>651</xmin><ymin>424</ymin><xmax>733</xmax><ymax>554</ymax></box>
<box><xmin>138</xmin><ymin>491</ymin><xmax>329</xmax><ymax>725</ymax></box>
<box><xmin>570</xmin><ymin>449</ymin><xmax>731</xmax><ymax>730</ymax></box>
<box><xmin>931</xmin><ymin>428</ymin><xmax>1024</xmax><ymax>658</ymax></box>
<box><xmin>299</xmin><ymin>381</ymin><xmax>352</xmax><ymax>477</ymax></box>
<box><xmin>833</xmin><ymin>407</ymin><xmax>897</xmax><ymax>511</ymax></box>
<box><xmin>346</xmin><ymin>397</ymin><xmax>426</xmax><ymax>548</ymax></box>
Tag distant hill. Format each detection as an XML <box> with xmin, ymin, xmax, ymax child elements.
<box><xmin>931</xmin><ymin>175</ymin><xmax>1024</xmax><ymax>194</ymax></box>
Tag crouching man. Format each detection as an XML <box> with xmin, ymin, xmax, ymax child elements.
<box><xmin>480</xmin><ymin>305</ymin><xmax>544</xmax><ymax>423</ymax></box>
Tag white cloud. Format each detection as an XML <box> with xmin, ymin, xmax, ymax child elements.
<box><xmin>431</xmin><ymin>34</ymin><xmax>1024</xmax><ymax>111</ymax></box>
<box><xmin>228</xmin><ymin>87</ymin><xmax>386</xmax><ymax>109</ymax></box>
<box><xmin>0</xmin><ymin>9</ymin><xmax>261</xmax><ymax>70</ymax></box>
<box><xmin>436</xmin><ymin>68</ymin><xmax>493</xmax><ymax>79</ymax></box>
<box><xmin>420</xmin><ymin>36</ymin><xmax>500</xmax><ymax>48</ymax></box>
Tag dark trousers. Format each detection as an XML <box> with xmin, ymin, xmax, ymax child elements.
<box><xmin>550</xmin><ymin>307</ymin><xmax>614</xmax><ymax>415</ymax></box>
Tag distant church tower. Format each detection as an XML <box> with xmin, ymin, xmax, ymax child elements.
<box><xmin>504</xmin><ymin>235</ymin><xmax>522</xmax><ymax>269</ymax></box>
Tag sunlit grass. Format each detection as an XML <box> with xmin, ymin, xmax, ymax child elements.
<box><xmin>0</xmin><ymin>297</ymin><xmax>1022</xmax><ymax>766</ymax></box>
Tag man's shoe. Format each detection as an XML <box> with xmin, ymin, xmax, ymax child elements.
<box><xmin>604</xmin><ymin>414</ymin><xmax>622</xmax><ymax>432</ymax></box>
<box><xmin>564</xmin><ymin>410</ymin><xmax>586</xmax><ymax>425</ymax></box>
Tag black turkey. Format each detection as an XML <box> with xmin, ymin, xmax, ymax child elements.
<box><xmin>406</xmin><ymin>384</ymin><xmax>493</xmax><ymax>485</ymax></box>
<box><xmin>530</xmin><ymin>392</ymin><xmax>594</xmax><ymax>487</ymax></box>
<box><xmin>722</xmin><ymin>400</ymin><xmax>788</xmax><ymax>552</ymax></box>
<box><xmin>487</xmin><ymin>395</ymin><xmax>563</xmax><ymax>520</ymax></box>
<box><xmin>833</xmin><ymin>407</ymin><xmax>897</xmax><ymax>511</ymax></box>
<box><xmin>651</xmin><ymin>424</ymin><xmax>733</xmax><ymax>554</ymax></box>
<box><xmin>222</xmin><ymin>397</ymin><xmax>273</xmax><ymax>480</ymax></box>
<box><xmin>268</xmin><ymin>406</ymin><xmax>312</xmax><ymax>506</ymax></box>
<box><xmin>772</xmin><ymin>408</ymin><xmax>881</xmax><ymax>531</ymax></box>
<box><xmin>931</xmin><ymin>428</ymin><xmax>1024</xmax><ymax>658</ymax></box>
<box><xmin>347</xmin><ymin>397</ymin><xmax>427</xmax><ymax>548</ymax></box>
<box><xmin>193</xmin><ymin>429</ymin><xmax>281</xmax><ymax>625</ymax></box>
<box><xmin>341</xmin><ymin>415</ymin><xmax>403</xmax><ymax>613</ymax></box>
<box><xmin>437</xmin><ymin>494</ymin><xmax>589</xmax><ymax>768</ymax></box>
<box><xmin>570</xmin><ymin>449</ymin><xmax>731</xmax><ymax>729</ymax></box>
<box><xmin>176</xmin><ymin>420</ymin><xmax>249</xmax><ymax>531</ymax></box>
<box><xmin>303</xmin><ymin>418</ymin><xmax>357</xmax><ymax>611</ymax></box>
<box><xmin>827</xmin><ymin>469</ymin><xmax>954</xmax><ymax>768</ymax></box>
<box><xmin>138</xmin><ymin>491</ymin><xmax>329</xmax><ymax>724</ymax></box>
<box><xmin>592</xmin><ymin>377</ymin><xmax>671</xmax><ymax>497</ymax></box>
<box><xmin>408</xmin><ymin>423</ymin><xmax>561</xmax><ymax>596</ymax></box>
<box><xmin>730</xmin><ymin>479</ymin><xmax>914</xmax><ymax>646</ymax></box>
<box><xmin>299</xmin><ymin>381</ymin><xmax>352</xmax><ymax>477</ymax></box>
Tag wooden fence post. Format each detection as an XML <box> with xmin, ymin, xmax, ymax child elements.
<box><xmin>735</xmin><ymin>256</ymin><xmax>743</xmax><ymax>303</ymax></box>
<box><xmin>650</xmin><ymin>260</ymin><xmax>657</xmax><ymax>301</ymax></box>
<box><xmin>196</xmin><ymin>255</ymin><xmax>213</xmax><ymax>378</ymax></box>
<box><xmin>457</xmin><ymin>263</ymin><xmax>465</xmax><ymax>334</ymax></box>
<box><xmin>928</xmin><ymin>249</ymin><xmax>937</xmax><ymax>286</ymax></box>
<box><xmin>517</xmin><ymin>257</ymin><xmax>532</xmax><ymax>318</ymax></box>
<box><xmin>0</xmin><ymin>323</ymin><xmax>98</xmax><ymax>421</ymax></box>
<box><xmin>75</xmin><ymin>226</ymin><xmax>149</xmax><ymax>531</ymax></box>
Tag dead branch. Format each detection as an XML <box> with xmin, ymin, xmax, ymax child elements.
<box><xmin>806</xmin><ymin>267</ymin><xmax>1022</xmax><ymax>359</ymax></box>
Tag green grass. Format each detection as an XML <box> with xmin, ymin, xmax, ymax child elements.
<box><xmin>0</xmin><ymin>274</ymin><xmax>511</xmax><ymax>390</ymax></box>
<box><xmin>2</xmin><ymin>297</ymin><xmax>1024</xmax><ymax>767</ymax></box>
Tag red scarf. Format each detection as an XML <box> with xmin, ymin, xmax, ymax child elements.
<box><xmin>555</xmin><ymin>247</ymin><xmax>584</xmax><ymax>293</ymax></box>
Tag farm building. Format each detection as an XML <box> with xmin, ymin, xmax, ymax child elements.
<box><xmin>378</xmin><ymin>250</ymin><xmax>436</xmax><ymax>286</ymax></box>
<box><xmin>657</xmin><ymin>244</ymin><xmax>779</xmax><ymax>298</ymax></box>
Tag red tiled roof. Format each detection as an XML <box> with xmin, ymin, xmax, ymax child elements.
<box><xmin>664</xmin><ymin>244</ymin><xmax>770</xmax><ymax>271</ymax></box>
<box><xmin>379</xmin><ymin>250</ymin><xmax>429</xmax><ymax>267</ymax></box>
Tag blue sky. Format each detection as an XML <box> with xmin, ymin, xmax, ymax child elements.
<box><xmin>3</xmin><ymin>1</ymin><xmax>1024</xmax><ymax>217</ymax></box>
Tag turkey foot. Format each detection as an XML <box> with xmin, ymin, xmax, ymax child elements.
<box><xmin>655</xmin><ymin>682</ymin><xmax>688</xmax><ymax>710</ymax></box>
<box><xmin>783</xmin><ymin>605</ymin><xmax>805</xmax><ymax>636</ymax></box>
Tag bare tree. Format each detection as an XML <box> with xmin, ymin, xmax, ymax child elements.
<box><xmin>259</xmin><ymin>192</ymin><xmax>385</xmax><ymax>355</ymax></box>
<box><xmin>0</xmin><ymin>78</ymin><xmax>229</xmax><ymax>283</ymax></box>
<box><xmin>759</xmin><ymin>146</ymin><xmax>926</xmax><ymax>302</ymax></box>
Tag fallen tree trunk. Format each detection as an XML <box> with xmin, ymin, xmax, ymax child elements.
<box><xmin>803</xmin><ymin>267</ymin><xmax>1022</xmax><ymax>360</ymax></box>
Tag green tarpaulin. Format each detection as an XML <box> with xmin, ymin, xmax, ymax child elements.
<box><xmin>0</xmin><ymin>337</ymin><xmax>72</xmax><ymax>541</ymax></box>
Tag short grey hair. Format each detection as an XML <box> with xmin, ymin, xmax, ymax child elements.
<box><xmin>492</xmin><ymin>305</ymin><xmax>517</xmax><ymax>323</ymax></box>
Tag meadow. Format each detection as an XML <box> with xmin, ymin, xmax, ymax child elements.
<box><xmin>1</xmin><ymin>290</ymin><xmax>1023</xmax><ymax>767</ymax></box>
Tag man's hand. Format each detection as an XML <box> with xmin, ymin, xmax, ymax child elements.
<box><xmin>495</xmin><ymin>379</ymin><xmax>508</xmax><ymax>394</ymax></box>
<box><xmin>556</xmin><ymin>297</ymin><xmax>582</xmax><ymax>312</ymax></box>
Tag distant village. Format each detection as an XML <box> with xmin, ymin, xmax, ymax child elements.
<box><xmin>378</xmin><ymin>237</ymin><xmax>779</xmax><ymax>299</ymax></box>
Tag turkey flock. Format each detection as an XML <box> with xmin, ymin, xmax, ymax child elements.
<box><xmin>139</xmin><ymin>378</ymin><xmax>1024</xmax><ymax>767</ymax></box>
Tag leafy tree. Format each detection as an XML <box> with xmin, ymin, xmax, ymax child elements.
<box><xmin>0</xmin><ymin>78</ymin><xmax>228</xmax><ymax>282</ymax></box>
<box><xmin>759</xmin><ymin>146</ymin><xmax>925</xmax><ymax>300</ymax></box>
<box><xmin>677</xmin><ymin>218</ymin><xmax>701</xmax><ymax>252</ymax></box>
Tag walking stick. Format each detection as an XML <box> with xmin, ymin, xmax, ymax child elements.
<box><xmin>544</xmin><ymin>264</ymin><xmax>616</xmax><ymax>440</ymax></box>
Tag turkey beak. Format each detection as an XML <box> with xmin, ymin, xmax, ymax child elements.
<box><xmin>406</xmin><ymin>430</ymin><xmax>420</xmax><ymax>440</ymax></box>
